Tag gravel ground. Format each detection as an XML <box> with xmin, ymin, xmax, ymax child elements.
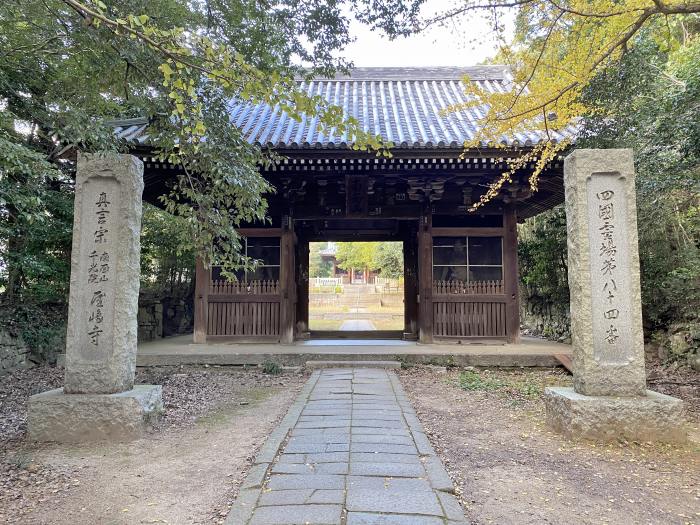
<box><xmin>0</xmin><ymin>366</ymin><xmax>64</xmax><ymax>444</ymax></box>
<box><xmin>399</xmin><ymin>364</ymin><xmax>699</xmax><ymax>525</ymax></box>
<box><xmin>646</xmin><ymin>361</ymin><xmax>700</xmax><ymax>419</ymax></box>
<box><xmin>0</xmin><ymin>365</ymin><xmax>308</xmax><ymax>524</ymax></box>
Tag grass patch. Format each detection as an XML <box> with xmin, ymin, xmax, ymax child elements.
<box><xmin>454</xmin><ymin>368</ymin><xmax>561</xmax><ymax>404</ymax></box>
<box><xmin>261</xmin><ymin>360</ymin><xmax>283</xmax><ymax>375</ymax></box>
<box><xmin>457</xmin><ymin>370</ymin><xmax>506</xmax><ymax>392</ymax></box>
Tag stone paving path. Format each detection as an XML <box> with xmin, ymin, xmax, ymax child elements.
<box><xmin>226</xmin><ymin>368</ymin><xmax>467</xmax><ymax>525</ymax></box>
<box><xmin>339</xmin><ymin>320</ymin><xmax>377</xmax><ymax>331</ymax></box>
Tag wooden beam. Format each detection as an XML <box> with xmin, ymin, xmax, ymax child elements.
<box><xmin>503</xmin><ymin>204</ymin><xmax>521</xmax><ymax>344</ymax></box>
<box><xmin>310</xmin><ymin>330</ymin><xmax>404</xmax><ymax>340</ymax></box>
<box><xmin>193</xmin><ymin>257</ymin><xmax>209</xmax><ymax>344</ymax></box>
<box><xmin>279</xmin><ymin>223</ymin><xmax>295</xmax><ymax>343</ymax></box>
<box><xmin>403</xmin><ymin>225</ymin><xmax>419</xmax><ymax>340</ymax></box>
<box><xmin>432</xmin><ymin>227</ymin><xmax>505</xmax><ymax>237</ymax></box>
<box><xmin>345</xmin><ymin>175</ymin><xmax>369</xmax><ymax>216</ymax></box>
<box><xmin>296</xmin><ymin>237</ymin><xmax>310</xmax><ymax>338</ymax></box>
<box><xmin>237</xmin><ymin>228</ymin><xmax>283</xmax><ymax>237</ymax></box>
<box><xmin>417</xmin><ymin>208</ymin><xmax>434</xmax><ymax>344</ymax></box>
<box><xmin>208</xmin><ymin>295</ymin><xmax>282</xmax><ymax>303</ymax></box>
<box><xmin>291</xmin><ymin>206</ymin><xmax>420</xmax><ymax>220</ymax></box>
<box><xmin>432</xmin><ymin>294</ymin><xmax>507</xmax><ymax>303</ymax></box>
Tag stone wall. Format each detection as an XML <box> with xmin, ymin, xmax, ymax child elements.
<box><xmin>137</xmin><ymin>296</ymin><xmax>193</xmax><ymax>342</ymax></box>
<box><xmin>138</xmin><ymin>300</ymin><xmax>163</xmax><ymax>342</ymax></box>
<box><xmin>0</xmin><ymin>330</ymin><xmax>29</xmax><ymax>374</ymax></box>
<box><xmin>648</xmin><ymin>322</ymin><xmax>700</xmax><ymax>371</ymax></box>
<box><xmin>520</xmin><ymin>291</ymin><xmax>571</xmax><ymax>343</ymax></box>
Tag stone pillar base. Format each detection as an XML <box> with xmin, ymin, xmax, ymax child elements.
<box><xmin>28</xmin><ymin>385</ymin><xmax>162</xmax><ymax>442</ymax></box>
<box><xmin>544</xmin><ymin>387</ymin><xmax>687</xmax><ymax>443</ymax></box>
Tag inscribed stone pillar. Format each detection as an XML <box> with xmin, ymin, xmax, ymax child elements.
<box><xmin>564</xmin><ymin>149</ymin><xmax>646</xmax><ymax>396</ymax></box>
<box><xmin>64</xmin><ymin>153</ymin><xmax>144</xmax><ymax>394</ymax></box>
<box><xmin>544</xmin><ymin>149</ymin><xmax>686</xmax><ymax>442</ymax></box>
<box><xmin>28</xmin><ymin>152</ymin><xmax>162</xmax><ymax>442</ymax></box>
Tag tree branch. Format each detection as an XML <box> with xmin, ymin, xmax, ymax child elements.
<box><xmin>420</xmin><ymin>0</ymin><xmax>534</xmax><ymax>30</ymax></box>
<box><xmin>494</xmin><ymin>8</ymin><xmax>656</xmax><ymax>122</ymax></box>
<box><xmin>500</xmin><ymin>9</ymin><xmax>564</xmax><ymax>119</ymax></box>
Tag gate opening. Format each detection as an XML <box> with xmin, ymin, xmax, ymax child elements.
<box><xmin>308</xmin><ymin>242</ymin><xmax>404</xmax><ymax>334</ymax></box>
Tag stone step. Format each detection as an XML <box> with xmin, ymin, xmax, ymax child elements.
<box><xmin>305</xmin><ymin>360</ymin><xmax>401</xmax><ymax>369</ymax></box>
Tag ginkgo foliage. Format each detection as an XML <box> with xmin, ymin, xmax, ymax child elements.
<box><xmin>431</xmin><ymin>0</ymin><xmax>700</xmax><ymax>207</ymax></box>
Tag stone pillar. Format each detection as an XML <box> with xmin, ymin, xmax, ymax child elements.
<box><xmin>565</xmin><ymin>149</ymin><xmax>646</xmax><ymax>396</ymax></box>
<box><xmin>28</xmin><ymin>153</ymin><xmax>162</xmax><ymax>442</ymax></box>
<box><xmin>544</xmin><ymin>149</ymin><xmax>686</xmax><ymax>442</ymax></box>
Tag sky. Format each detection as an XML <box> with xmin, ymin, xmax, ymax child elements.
<box><xmin>341</xmin><ymin>0</ymin><xmax>514</xmax><ymax>67</ymax></box>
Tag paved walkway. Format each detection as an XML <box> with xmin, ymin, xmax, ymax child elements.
<box><xmin>227</xmin><ymin>368</ymin><xmax>467</xmax><ymax>524</ymax></box>
<box><xmin>339</xmin><ymin>320</ymin><xmax>377</xmax><ymax>331</ymax></box>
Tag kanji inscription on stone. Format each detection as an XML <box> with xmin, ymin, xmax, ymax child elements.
<box><xmin>586</xmin><ymin>173</ymin><xmax>633</xmax><ymax>365</ymax></box>
<box><xmin>64</xmin><ymin>153</ymin><xmax>144</xmax><ymax>394</ymax></box>
<box><xmin>78</xmin><ymin>181</ymin><xmax>120</xmax><ymax>358</ymax></box>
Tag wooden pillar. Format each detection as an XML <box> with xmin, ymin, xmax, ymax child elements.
<box><xmin>403</xmin><ymin>224</ymin><xmax>419</xmax><ymax>340</ymax></box>
<box><xmin>279</xmin><ymin>221</ymin><xmax>295</xmax><ymax>343</ymax></box>
<box><xmin>504</xmin><ymin>204</ymin><xmax>521</xmax><ymax>344</ymax></box>
<box><xmin>193</xmin><ymin>257</ymin><xmax>209</xmax><ymax>344</ymax></box>
<box><xmin>418</xmin><ymin>208</ymin><xmax>434</xmax><ymax>343</ymax></box>
<box><xmin>295</xmin><ymin>237</ymin><xmax>310</xmax><ymax>337</ymax></box>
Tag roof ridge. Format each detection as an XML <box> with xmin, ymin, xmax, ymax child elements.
<box><xmin>104</xmin><ymin>116</ymin><xmax>149</xmax><ymax>127</ymax></box>
<box><xmin>296</xmin><ymin>65</ymin><xmax>510</xmax><ymax>82</ymax></box>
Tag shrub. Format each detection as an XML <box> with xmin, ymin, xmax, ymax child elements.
<box><xmin>261</xmin><ymin>360</ymin><xmax>282</xmax><ymax>375</ymax></box>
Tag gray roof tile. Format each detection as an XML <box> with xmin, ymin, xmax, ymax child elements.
<box><xmin>112</xmin><ymin>66</ymin><xmax>574</xmax><ymax>150</ymax></box>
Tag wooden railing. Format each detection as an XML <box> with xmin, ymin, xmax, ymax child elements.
<box><xmin>432</xmin><ymin>280</ymin><xmax>506</xmax><ymax>338</ymax></box>
<box><xmin>207</xmin><ymin>279</ymin><xmax>281</xmax><ymax>338</ymax></box>
<box><xmin>210</xmin><ymin>279</ymin><xmax>280</xmax><ymax>295</ymax></box>
<box><xmin>432</xmin><ymin>279</ymin><xmax>503</xmax><ymax>295</ymax></box>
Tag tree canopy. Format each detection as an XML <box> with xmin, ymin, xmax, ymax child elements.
<box><xmin>518</xmin><ymin>28</ymin><xmax>699</xmax><ymax>353</ymax></box>
<box><xmin>309</xmin><ymin>242</ymin><xmax>333</xmax><ymax>278</ymax></box>
<box><xmin>335</xmin><ymin>243</ymin><xmax>379</xmax><ymax>274</ymax></box>
<box><xmin>334</xmin><ymin>242</ymin><xmax>404</xmax><ymax>278</ymax></box>
<box><xmin>0</xmin><ymin>0</ymin><xmax>420</xmax><ymax>301</ymax></box>
<box><xmin>408</xmin><ymin>1</ymin><xmax>700</xmax><ymax>207</ymax></box>
<box><xmin>373</xmin><ymin>242</ymin><xmax>404</xmax><ymax>278</ymax></box>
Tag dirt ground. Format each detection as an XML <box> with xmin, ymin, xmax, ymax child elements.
<box><xmin>399</xmin><ymin>365</ymin><xmax>700</xmax><ymax>525</ymax></box>
<box><xmin>2</xmin><ymin>362</ymin><xmax>698</xmax><ymax>525</ymax></box>
<box><xmin>0</xmin><ymin>365</ymin><xmax>307</xmax><ymax>525</ymax></box>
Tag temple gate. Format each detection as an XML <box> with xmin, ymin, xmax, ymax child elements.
<box><xmin>112</xmin><ymin>66</ymin><xmax>572</xmax><ymax>346</ymax></box>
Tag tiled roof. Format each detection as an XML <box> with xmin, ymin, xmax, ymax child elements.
<box><xmin>113</xmin><ymin>66</ymin><xmax>574</xmax><ymax>150</ymax></box>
